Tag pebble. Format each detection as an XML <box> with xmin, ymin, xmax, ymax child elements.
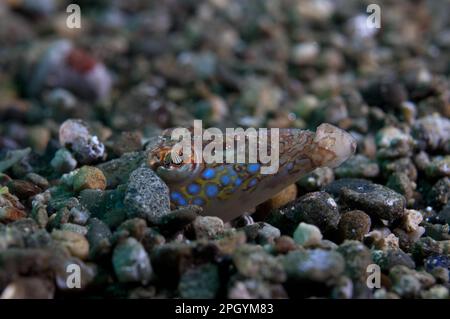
<box><xmin>228</xmin><ymin>279</ymin><xmax>287</xmax><ymax>299</ymax></box>
<box><xmin>296</xmin><ymin>167</ymin><xmax>334</xmax><ymax>192</ymax></box>
<box><xmin>282</xmin><ymin>249</ymin><xmax>345</xmax><ymax>283</ymax></box>
<box><xmin>25</xmin><ymin>40</ymin><xmax>112</xmax><ymax>101</ymax></box>
<box><xmin>376</xmin><ymin>126</ymin><xmax>413</xmax><ymax>158</ymax></box>
<box><xmin>291</xmin><ymin>42</ymin><xmax>320</xmax><ymax>65</ymax></box>
<box><xmin>425</xmin><ymin>155</ymin><xmax>450</xmax><ymax>178</ymax></box>
<box><xmin>50</xmin><ymin>148</ymin><xmax>77</xmax><ymax>174</ymax></box>
<box><xmin>112</xmin><ymin>238</ymin><xmax>152</xmax><ymax>284</ymax></box>
<box><xmin>97</xmin><ymin>151</ymin><xmax>145</xmax><ymax>188</ymax></box>
<box><xmin>25</xmin><ymin>230</ymin><xmax>52</xmax><ymax>249</ymax></box>
<box><xmin>83</xmin><ymin>188</ymin><xmax>127</xmax><ymax>228</ymax></box>
<box><xmin>158</xmin><ymin>205</ymin><xmax>201</xmax><ymax>235</ymax></box>
<box><xmin>86</xmin><ymin>218</ymin><xmax>112</xmax><ymax>259</ymax></box>
<box><xmin>421</xmin><ymin>285</ymin><xmax>449</xmax><ymax>299</ymax></box>
<box><xmin>0</xmin><ymin>187</ymin><xmax>27</xmax><ymax>223</ymax></box>
<box><xmin>335</xmin><ymin>180</ymin><xmax>406</xmax><ymax>223</ymax></box>
<box><xmin>141</xmin><ymin>228</ymin><xmax>165</xmax><ymax>253</ymax></box>
<box><xmin>73</xmin><ymin>166</ymin><xmax>106</xmax><ymax>192</ymax></box>
<box><xmin>391</xmin><ymin>272</ymin><xmax>422</xmax><ymax>298</ymax></box>
<box><xmin>428</xmin><ymin>177</ymin><xmax>450</xmax><ymax>209</ymax></box>
<box><xmin>390</xmin><ymin>266</ymin><xmax>436</xmax><ymax>295</ymax></box>
<box><xmin>412</xmin><ymin>115</ymin><xmax>450</xmax><ymax>152</ymax></box>
<box><xmin>263</xmin><ymin>184</ymin><xmax>297</xmax><ymax>210</ymax></box>
<box><xmin>293</xmin><ymin>223</ymin><xmax>322</xmax><ymax>247</ymax></box>
<box><xmin>60</xmin><ymin>223</ymin><xmax>88</xmax><ymax>236</ymax></box>
<box><xmin>386</xmin><ymin>172</ymin><xmax>416</xmax><ymax>206</ymax></box>
<box><xmin>0</xmin><ymin>227</ymin><xmax>25</xmax><ymax>251</ymax></box>
<box><xmin>0</xmin><ymin>277</ymin><xmax>54</xmax><ymax>299</ymax></box>
<box><xmin>108</xmin><ymin>131</ymin><xmax>143</xmax><ymax>157</ymax></box>
<box><xmin>25</xmin><ymin>173</ymin><xmax>49</xmax><ymax>190</ymax></box>
<box><xmin>281</xmin><ymin>191</ymin><xmax>340</xmax><ymax>234</ymax></box>
<box><xmin>51</xmin><ymin>230</ymin><xmax>89</xmax><ymax>260</ymax></box>
<box><xmin>429</xmin><ymin>266</ymin><xmax>449</xmax><ymax>284</ymax></box>
<box><xmin>334</xmin><ymin>154</ymin><xmax>379</xmax><ymax>179</ymax></box>
<box><xmin>31</xmin><ymin>201</ymin><xmax>49</xmax><ymax>228</ymax></box>
<box><xmin>273</xmin><ymin>236</ymin><xmax>297</xmax><ymax>255</ymax></box>
<box><xmin>381</xmin><ymin>157</ymin><xmax>418</xmax><ymax>181</ymax></box>
<box><xmin>114</xmin><ymin>218</ymin><xmax>147</xmax><ymax>242</ymax></box>
<box><xmin>6</xmin><ymin>180</ymin><xmax>42</xmax><ymax>200</ymax></box>
<box><xmin>338</xmin><ymin>210</ymin><xmax>371</xmax><ymax>241</ymax></box>
<box><xmin>411</xmin><ymin>237</ymin><xmax>443</xmax><ymax>261</ymax></box>
<box><xmin>178</xmin><ymin>263</ymin><xmax>220</xmax><ymax>299</ymax></box>
<box><xmin>363</xmin><ymin>78</ymin><xmax>408</xmax><ymax>110</ymax></box>
<box><xmin>401</xmin><ymin>209</ymin><xmax>423</xmax><ymax>233</ymax></box>
<box><xmin>337</xmin><ymin>241</ymin><xmax>373</xmax><ymax>282</ymax></box>
<box><xmin>68</xmin><ymin>207</ymin><xmax>90</xmax><ymax>225</ymax></box>
<box><xmin>375</xmin><ymin>249</ymin><xmax>416</xmax><ymax>272</ymax></box>
<box><xmin>331</xmin><ymin>276</ymin><xmax>353</xmax><ymax>299</ymax></box>
<box><xmin>437</xmin><ymin>203</ymin><xmax>450</xmax><ymax>225</ymax></box>
<box><xmin>214</xmin><ymin>230</ymin><xmax>246</xmax><ymax>256</ymax></box>
<box><xmin>232</xmin><ymin>244</ymin><xmax>286</xmax><ymax>283</ymax></box>
<box><xmin>0</xmin><ymin>148</ymin><xmax>31</xmax><ymax>173</ymax></box>
<box><xmin>424</xmin><ymin>255</ymin><xmax>450</xmax><ymax>275</ymax></box>
<box><xmin>193</xmin><ymin>216</ymin><xmax>224</xmax><ymax>240</ymax></box>
<box><xmin>26</xmin><ymin>126</ymin><xmax>50</xmax><ymax>154</ymax></box>
<box><xmin>59</xmin><ymin>119</ymin><xmax>105</xmax><ymax>164</ymax></box>
<box><xmin>255</xmin><ymin>222</ymin><xmax>281</xmax><ymax>245</ymax></box>
<box><xmin>124</xmin><ymin>167</ymin><xmax>171</xmax><ymax>224</ymax></box>
<box><xmin>373</xmin><ymin>288</ymin><xmax>400</xmax><ymax>299</ymax></box>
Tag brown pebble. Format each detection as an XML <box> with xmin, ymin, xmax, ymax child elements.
<box><xmin>273</xmin><ymin>235</ymin><xmax>297</xmax><ymax>254</ymax></box>
<box><xmin>110</xmin><ymin>131</ymin><xmax>142</xmax><ymax>156</ymax></box>
<box><xmin>7</xmin><ymin>180</ymin><xmax>42</xmax><ymax>200</ymax></box>
<box><xmin>52</xmin><ymin>230</ymin><xmax>89</xmax><ymax>260</ymax></box>
<box><xmin>265</xmin><ymin>184</ymin><xmax>297</xmax><ymax>209</ymax></box>
<box><xmin>0</xmin><ymin>173</ymin><xmax>12</xmax><ymax>186</ymax></box>
<box><xmin>0</xmin><ymin>206</ymin><xmax>27</xmax><ymax>223</ymax></box>
<box><xmin>0</xmin><ymin>277</ymin><xmax>54</xmax><ymax>299</ymax></box>
<box><xmin>338</xmin><ymin>210</ymin><xmax>371</xmax><ymax>241</ymax></box>
<box><xmin>27</xmin><ymin>126</ymin><xmax>51</xmax><ymax>154</ymax></box>
<box><xmin>73</xmin><ymin>166</ymin><xmax>106</xmax><ymax>192</ymax></box>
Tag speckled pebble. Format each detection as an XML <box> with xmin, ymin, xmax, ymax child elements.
<box><xmin>338</xmin><ymin>210</ymin><xmax>371</xmax><ymax>241</ymax></box>
<box><xmin>193</xmin><ymin>216</ymin><xmax>224</xmax><ymax>240</ymax></box>
<box><xmin>178</xmin><ymin>263</ymin><xmax>220</xmax><ymax>299</ymax></box>
<box><xmin>124</xmin><ymin>167</ymin><xmax>170</xmax><ymax>224</ymax></box>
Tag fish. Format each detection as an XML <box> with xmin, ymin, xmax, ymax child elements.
<box><xmin>147</xmin><ymin>123</ymin><xmax>356</xmax><ymax>222</ymax></box>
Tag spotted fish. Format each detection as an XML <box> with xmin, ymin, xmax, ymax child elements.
<box><xmin>148</xmin><ymin>123</ymin><xmax>356</xmax><ymax>222</ymax></box>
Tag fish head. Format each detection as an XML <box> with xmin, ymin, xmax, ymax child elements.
<box><xmin>147</xmin><ymin>134</ymin><xmax>202</xmax><ymax>185</ymax></box>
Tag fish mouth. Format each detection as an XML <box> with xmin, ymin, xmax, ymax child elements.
<box><xmin>313</xmin><ymin>123</ymin><xmax>357</xmax><ymax>168</ymax></box>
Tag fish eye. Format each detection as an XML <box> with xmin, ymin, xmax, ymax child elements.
<box><xmin>164</xmin><ymin>150</ymin><xmax>183</xmax><ymax>167</ymax></box>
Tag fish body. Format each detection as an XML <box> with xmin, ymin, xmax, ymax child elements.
<box><xmin>148</xmin><ymin>123</ymin><xmax>356</xmax><ymax>221</ymax></box>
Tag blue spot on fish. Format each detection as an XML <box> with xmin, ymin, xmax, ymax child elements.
<box><xmin>247</xmin><ymin>163</ymin><xmax>260</xmax><ymax>174</ymax></box>
<box><xmin>205</xmin><ymin>184</ymin><xmax>219</xmax><ymax>198</ymax></box>
<box><xmin>171</xmin><ymin>192</ymin><xmax>187</xmax><ymax>206</ymax></box>
<box><xmin>202</xmin><ymin>168</ymin><xmax>215</xmax><ymax>180</ymax></box>
<box><xmin>248</xmin><ymin>178</ymin><xmax>258</xmax><ymax>187</ymax></box>
<box><xmin>220</xmin><ymin>175</ymin><xmax>231</xmax><ymax>185</ymax></box>
<box><xmin>187</xmin><ymin>183</ymin><xmax>201</xmax><ymax>195</ymax></box>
